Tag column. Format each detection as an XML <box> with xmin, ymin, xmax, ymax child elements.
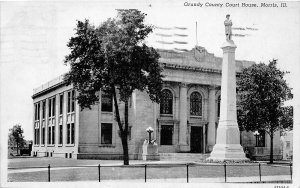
<box><xmin>63</xmin><ymin>91</ymin><xmax>67</xmax><ymax>145</ymax></box>
<box><xmin>39</xmin><ymin>101</ymin><xmax>42</xmax><ymax>145</ymax></box>
<box><xmin>208</xmin><ymin>39</ymin><xmax>248</xmax><ymax>161</ymax></box>
<box><xmin>207</xmin><ymin>86</ymin><xmax>216</xmax><ymax>152</ymax></box>
<box><xmin>179</xmin><ymin>83</ymin><xmax>188</xmax><ymax>151</ymax></box>
<box><xmin>45</xmin><ymin>99</ymin><xmax>49</xmax><ymax>147</ymax></box>
<box><xmin>55</xmin><ymin>94</ymin><xmax>59</xmax><ymax>146</ymax></box>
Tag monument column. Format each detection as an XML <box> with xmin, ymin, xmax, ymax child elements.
<box><xmin>207</xmin><ymin>86</ymin><xmax>216</xmax><ymax>152</ymax></box>
<box><xmin>179</xmin><ymin>83</ymin><xmax>188</xmax><ymax>151</ymax></box>
<box><xmin>208</xmin><ymin>14</ymin><xmax>248</xmax><ymax>161</ymax></box>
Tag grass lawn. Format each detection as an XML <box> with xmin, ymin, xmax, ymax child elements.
<box><xmin>7</xmin><ymin>157</ymin><xmax>292</xmax><ymax>182</ymax></box>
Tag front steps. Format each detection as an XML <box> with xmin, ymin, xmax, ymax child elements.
<box><xmin>159</xmin><ymin>153</ymin><xmax>210</xmax><ymax>162</ymax></box>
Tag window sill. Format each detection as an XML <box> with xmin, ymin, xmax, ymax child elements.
<box><xmin>160</xmin><ymin>114</ymin><xmax>173</xmax><ymax>117</ymax></box>
<box><xmin>33</xmin><ymin>145</ymin><xmax>39</xmax><ymax>147</ymax></box>
<box><xmin>58</xmin><ymin>144</ymin><xmax>63</xmax><ymax>147</ymax></box>
<box><xmin>65</xmin><ymin>144</ymin><xmax>75</xmax><ymax>147</ymax></box>
<box><xmin>190</xmin><ymin>115</ymin><xmax>202</xmax><ymax>118</ymax></box>
<box><xmin>101</xmin><ymin>111</ymin><xmax>113</xmax><ymax>114</ymax></box>
<box><xmin>99</xmin><ymin>144</ymin><xmax>115</xmax><ymax>148</ymax></box>
<box><xmin>40</xmin><ymin>145</ymin><xmax>45</xmax><ymax>147</ymax></box>
<box><xmin>47</xmin><ymin>144</ymin><xmax>55</xmax><ymax>147</ymax></box>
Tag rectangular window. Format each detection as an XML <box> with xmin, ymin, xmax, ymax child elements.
<box><xmin>48</xmin><ymin>98</ymin><xmax>52</xmax><ymax>117</ymax></box>
<box><xmin>34</xmin><ymin>103</ymin><xmax>40</xmax><ymax>120</ymax></box>
<box><xmin>255</xmin><ymin>130</ymin><xmax>265</xmax><ymax>147</ymax></box>
<box><xmin>71</xmin><ymin>91</ymin><xmax>75</xmax><ymax>112</ymax></box>
<box><xmin>48</xmin><ymin>97</ymin><xmax>56</xmax><ymax>117</ymax></box>
<box><xmin>34</xmin><ymin>104</ymin><xmax>37</xmax><ymax>121</ymax></box>
<box><xmin>34</xmin><ymin>129</ymin><xmax>36</xmax><ymax>144</ymax></box>
<box><xmin>101</xmin><ymin>123</ymin><xmax>112</xmax><ymax>144</ymax></box>
<box><xmin>34</xmin><ymin>129</ymin><xmax>37</xmax><ymax>144</ymax></box>
<box><xmin>52</xmin><ymin>98</ymin><xmax>56</xmax><ymax>116</ymax></box>
<box><xmin>52</xmin><ymin>126</ymin><xmax>55</xmax><ymax>144</ymax></box>
<box><xmin>71</xmin><ymin>123</ymin><xmax>75</xmax><ymax>144</ymax></box>
<box><xmin>42</xmin><ymin>127</ymin><xmax>45</xmax><ymax>145</ymax></box>
<box><xmin>67</xmin><ymin>124</ymin><xmax>70</xmax><ymax>144</ymax></box>
<box><xmin>59</xmin><ymin>94</ymin><xmax>63</xmax><ymax>115</ymax></box>
<box><xmin>67</xmin><ymin>90</ymin><xmax>75</xmax><ymax>113</ymax></box>
<box><xmin>48</xmin><ymin>127</ymin><xmax>51</xmax><ymax>144</ymax></box>
<box><xmin>59</xmin><ymin>125</ymin><xmax>63</xmax><ymax>144</ymax></box>
<box><xmin>160</xmin><ymin>125</ymin><xmax>173</xmax><ymax>145</ymax></box>
<box><xmin>67</xmin><ymin>92</ymin><xmax>70</xmax><ymax>113</ymax></box>
<box><xmin>42</xmin><ymin>100</ymin><xmax>46</xmax><ymax>119</ymax></box>
<box><xmin>101</xmin><ymin>92</ymin><xmax>113</xmax><ymax>112</ymax></box>
<box><xmin>37</xmin><ymin>103</ymin><xmax>40</xmax><ymax>120</ymax></box>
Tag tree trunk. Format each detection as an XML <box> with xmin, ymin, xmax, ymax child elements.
<box><xmin>270</xmin><ymin>132</ymin><xmax>274</xmax><ymax>164</ymax></box>
<box><xmin>121</xmin><ymin>132</ymin><xmax>129</xmax><ymax>165</ymax></box>
<box><xmin>123</xmin><ymin>99</ymin><xmax>129</xmax><ymax>165</ymax></box>
<box><xmin>112</xmin><ymin>85</ymin><xmax>129</xmax><ymax>165</ymax></box>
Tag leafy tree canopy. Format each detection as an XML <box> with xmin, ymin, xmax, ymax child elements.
<box><xmin>64</xmin><ymin>9</ymin><xmax>163</xmax><ymax>110</ymax></box>
<box><xmin>237</xmin><ymin>59</ymin><xmax>293</xmax><ymax>134</ymax></box>
<box><xmin>9</xmin><ymin>124</ymin><xmax>26</xmax><ymax>150</ymax></box>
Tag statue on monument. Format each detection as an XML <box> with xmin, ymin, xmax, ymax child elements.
<box><xmin>224</xmin><ymin>14</ymin><xmax>232</xmax><ymax>41</ymax></box>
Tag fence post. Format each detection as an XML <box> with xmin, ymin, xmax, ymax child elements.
<box><xmin>48</xmin><ymin>164</ymin><xmax>50</xmax><ymax>182</ymax></box>
<box><xmin>289</xmin><ymin>162</ymin><xmax>292</xmax><ymax>180</ymax></box>
<box><xmin>186</xmin><ymin>163</ymin><xmax>189</xmax><ymax>183</ymax></box>
<box><xmin>98</xmin><ymin>164</ymin><xmax>101</xmax><ymax>182</ymax></box>
<box><xmin>144</xmin><ymin>164</ymin><xmax>147</xmax><ymax>183</ymax></box>
<box><xmin>224</xmin><ymin>162</ymin><xmax>227</xmax><ymax>183</ymax></box>
<box><xmin>259</xmin><ymin>163</ymin><xmax>261</xmax><ymax>182</ymax></box>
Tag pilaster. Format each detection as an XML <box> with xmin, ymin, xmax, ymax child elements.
<box><xmin>178</xmin><ymin>82</ymin><xmax>188</xmax><ymax>151</ymax></box>
<box><xmin>207</xmin><ymin>86</ymin><xmax>216</xmax><ymax>152</ymax></box>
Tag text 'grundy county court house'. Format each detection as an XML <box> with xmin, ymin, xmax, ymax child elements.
<box><xmin>32</xmin><ymin>46</ymin><xmax>282</xmax><ymax>160</ymax></box>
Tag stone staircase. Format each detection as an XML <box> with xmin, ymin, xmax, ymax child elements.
<box><xmin>159</xmin><ymin>153</ymin><xmax>210</xmax><ymax>162</ymax></box>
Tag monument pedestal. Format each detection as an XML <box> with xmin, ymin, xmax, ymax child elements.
<box><xmin>208</xmin><ymin>40</ymin><xmax>248</xmax><ymax>162</ymax></box>
<box><xmin>178</xmin><ymin>144</ymin><xmax>189</xmax><ymax>152</ymax></box>
<box><xmin>142</xmin><ymin>141</ymin><xmax>160</xmax><ymax>160</ymax></box>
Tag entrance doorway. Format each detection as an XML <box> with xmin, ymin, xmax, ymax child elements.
<box><xmin>190</xmin><ymin>126</ymin><xmax>203</xmax><ymax>153</ymax></box>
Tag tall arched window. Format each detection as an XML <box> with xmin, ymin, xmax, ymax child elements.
<box><xmin>190</xmin><ymin>92</ymin><xmax>202</xmax><ymax>116</ymax></box>
<box><xmin>160</xmin><ymin>89</ymin><xmax>173</xmax><ymax>114</ymax></box>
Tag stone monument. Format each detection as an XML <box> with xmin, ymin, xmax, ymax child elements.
<box><xmin>142</xmin><ymin>127</ymin><xmax>159</xmax><ymax>160</ymax></box>
<box><xmin>208</xmin><ymin>15</ymin><xmax>249</xmax><ymax>161</ymax></box>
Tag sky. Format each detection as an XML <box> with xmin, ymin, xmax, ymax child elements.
<box><xmin>1</xmin><ymin>0</ymin><xmax>300</xmax><ymax>141</ymax></box>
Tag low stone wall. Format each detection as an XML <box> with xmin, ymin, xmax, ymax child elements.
<box><xmin>252</xmin><ymin>154</ymin><xmax>282</xmax><ymax>161</ymax></box>
<box><xmin>77</xmin><ymin>153</ymin><xmax>141</xmax><ymax>160</ymax></box>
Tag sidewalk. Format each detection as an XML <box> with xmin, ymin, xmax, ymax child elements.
<box><xmin>58</xmin><ymin>175</ymin><xmax>291</xmax><ymax>183</ymax></box>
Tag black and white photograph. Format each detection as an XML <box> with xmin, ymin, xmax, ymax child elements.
<box><xmin>0</xmin><ymin>0</ymin><xmax>299</xmax><ymax>187</ymax></box>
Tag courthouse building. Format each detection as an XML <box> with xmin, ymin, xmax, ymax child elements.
<box><xmin>32</xmin><ymin>46</ymin><xmax>282</xmax><ymax>160</ymax></box>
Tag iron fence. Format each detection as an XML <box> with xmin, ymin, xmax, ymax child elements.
<box><xmin>8</xmin><ymin>162</ymin><xmax>293</xmax><ymax>183</ymax></box>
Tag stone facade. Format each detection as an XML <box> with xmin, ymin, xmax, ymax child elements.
<box><xmin>31</xmin><ymin>46</ymin><xmax>281</xmax><ymax>160</ymax></box>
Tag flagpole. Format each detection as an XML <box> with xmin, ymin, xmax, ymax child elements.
<box><xmin>196</xmin><ymin>21</ymin><xmax>198</xmax><ymax>46</ymax></box>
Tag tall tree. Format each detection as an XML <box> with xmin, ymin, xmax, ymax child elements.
<box><xmin>237</xmin><ymin>60</ymin><xmax>293</xmax><ymax>163</ymax></box>
<box><xmin>64</xmin><ymin>9</ymin><xmax>163</xmax><ymax>165</ymax></box>
<box><xmin>9</xmin><ymin>124</ymin><xmax>26</xmax><ymax>155</ymax></box>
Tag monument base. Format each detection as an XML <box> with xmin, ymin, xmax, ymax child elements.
<box><xmin>142</xmin><ymin>141</ymin><xmax>160</xmax><ymax>161</ymax></box>
<box><xmin>178</xmin><ymin>144</ymin><xmax>189</xmax><ymax>152</ymax></box>
<box><xmin>207</xmin><ymin>144</ymin><xmax>249</xmax><ymax>162</ymax></box>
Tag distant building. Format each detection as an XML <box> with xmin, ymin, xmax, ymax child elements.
<box><xmin>32</xmin><ymin>47</ymin><xmax>282</xmax><ymax>160</ymax></box>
